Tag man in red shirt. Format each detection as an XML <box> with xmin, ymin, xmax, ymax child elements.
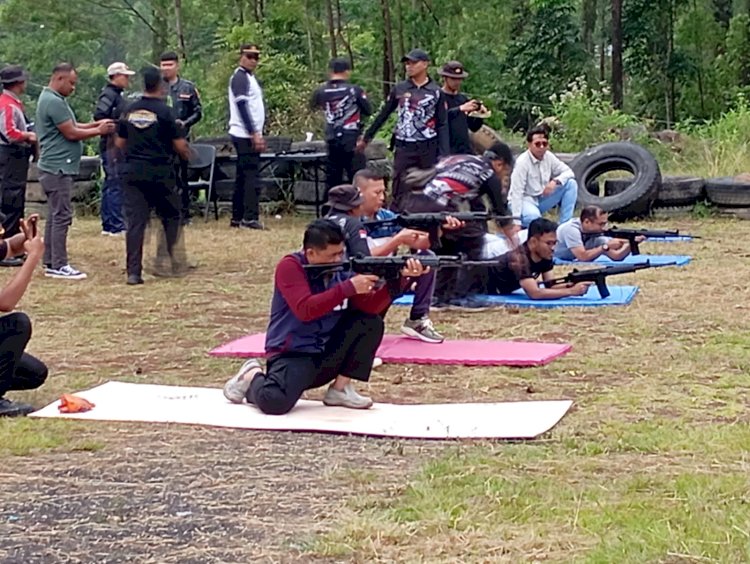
<box><xmin>223</xmin><ymin>219</ymin><xmax>428</xmax><ymax>414</ymax></box>
<box><xmin>0</xmin><ymin>65</ymin><xmax>36</xmax><ymax>266</ymax></box>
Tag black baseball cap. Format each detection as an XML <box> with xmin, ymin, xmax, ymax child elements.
<box><xmin>326</xmin><ymin>184</ymin><xmax>364</xmax><ymax>211</ymax></box>
<box><xmin>329</xmin><ymin>57</ymin><xmax>351</xmax><ymax>73</ymax></box>
<box><xmin>401</xmin><ymin>49</ymin><xmax>430</xmax><ymax>63</ymax></box>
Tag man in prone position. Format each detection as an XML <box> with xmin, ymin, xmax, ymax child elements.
<box><xmin>222</xmin><ymin>219</ymin><xmax>429</xmax><ymax>414</ymax></box>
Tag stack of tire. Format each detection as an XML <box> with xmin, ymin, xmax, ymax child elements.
<box><xmin>572</xmin><ymin>142</ymin><xmax>709</xmax><ymax>219</ymax></box>
<box><xmin>25</xmin><ymin>156</ymin><xmax>101</xmax><ymax>218</ymax></box>
<box><xmin>704</xmin><ymin>175</ymin><xmax>750</xmax><ymax>218</ymax></box>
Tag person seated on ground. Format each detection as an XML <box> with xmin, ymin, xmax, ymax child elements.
<box><xmin>325</xmin><ymin>178</ymin><xmax>445</xmax><ymax>342</ymax></box>
<box><xmin>555</xmin><ymin>205</ymin><xmax>636</xmax><ymax>262</ymax></box>
<box><xmin>484</xmin><ymin>218</ymin><xmax>590</xmax><ymax>300</ymax></box>
<box><xmin>509</xmin><ymin>125</ymin><xmax>578</xmax><ymax>228</ymax></box>
<box><xmin>222</xmin><ymin>219</ymin><xmax>430</xmax><ymax>415</ymax></box>
<box><xmin>0</xmin><ymin>214</ymin><xmax>48</xmax><ymax>417</ymax></box>
<box><xmin>400</xmin><ymin>142</ymin><xmax>519</xmax><ymax>307</ymax></box>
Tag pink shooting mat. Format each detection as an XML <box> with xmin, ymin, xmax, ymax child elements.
<box><xmin>210</xmin><ymin>333</ymin><xmax>572</xmax><ymax>367</ymax></box>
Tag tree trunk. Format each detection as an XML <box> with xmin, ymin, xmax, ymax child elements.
<box><xmin>334</xmin><ymin>0</ymin><xmax>355</xmax><ymax>68</ymax></box>
<box><xmin>581</xmin><ymin>0</ymin><xmax>597</xmax><ymax>53</ymax></box>
<box><xmin>381</xmin><ymin>0</ymin><xmax>395</xmax><ymax>98</ymax></box>
<box><xmin>151</xmin><ymin>0</ymin><xmax>169</xmax><ymax>62</ymax></box>
<box><xmin>174</xmin><ymin>0</ymin><xmax>187</xmax><ymax>62</ymax></box>
<box><xmin>235</xmin><ymin>0</ymin><xmax>244</xmax><ymax>25</ymax></box>
<box><xmin>598</xmin><ymin>5</ymin><xmax>606</xmax><ymax>83</ymax></box>
<box><xmin>395</xmin><ymin>0</ymin><xmax>407</xmax><ymax>77</ymax></box>
<box><xmin>611</xmin><ymin>0</ymin><xmax>623</xmax><ymax>109</ymax></box>
<box><xmin>325</xmin><ymin>0</ymin><xmax>338</xmax><ymax>58</ymax></box>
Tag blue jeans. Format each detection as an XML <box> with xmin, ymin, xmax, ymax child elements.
<box><xmin>100</xmin><ymin>151</ymin><xmax>126</xmax><ymax>233</ymax></box>
<box><xmin>521</xmin><ymin>178</ymin><xmax>578</xmax><ymax>227</ymax></box>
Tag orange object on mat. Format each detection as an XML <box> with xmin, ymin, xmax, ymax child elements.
<box><xmin>58</xmin><ymin>394</ymin><xmax>95</xmax><ymax>413</ymax></box>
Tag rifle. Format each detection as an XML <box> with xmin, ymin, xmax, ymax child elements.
<box><xmin>545</xmin><ymin>260</ymin><xmax>677</xmax><ymax>299</ymax></box>
<box><xmin>600</xmin><ymin>227</ymin><xmax>699</xmax><ymax>255</ymax></box>
<box><xmin>362</xmin><ymin>211</ymin><xmax>517</xmax><ymax>233</ymax></box>
<box><xmin>303</xmin><ymin>254</ymin><xmax>470</xmax><ymax>280</ymax></box>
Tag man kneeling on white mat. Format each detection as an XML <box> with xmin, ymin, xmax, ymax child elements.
<box><xmin>223</xmin><ymin>219</ymin><xmax>429</xmax><ymax>414</ymax></box>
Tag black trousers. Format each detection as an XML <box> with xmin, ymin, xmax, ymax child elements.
<box><xmin>0</xmin><ymin>312</ymin><xmax>48</xmax><ymax>398</ymax></box>
<box><xmin>404</xmin><ymin>193</ymin><xmax>486</xmax><ymax>302</ymax></box>
<box><xmin>247</xmin><ymin>311</ymin><xmax>384</xmax><ymax>415</ymax></box>
<box><xmin>0</xmin><ymin>145</ymin><xmax>29</xmax><ymax>237</ymax></box>
<box><xmin>231</xmin><ymin>136</ymin><xmax>260</xmax><ymax>222</ymax></box>
<box><xmin>326</xmin><ymin>138</ymin><xmax>366</xmax><ymax>193</ymax></box>
<box><xmin>391</xmin><ymin>140</ymin><xmax>439</xmax><ymax>212</ymax></box>
<box><xmin>123</xmin><ymin>165</ymin><xmax>181</xmax><ymax>277</ymax></box>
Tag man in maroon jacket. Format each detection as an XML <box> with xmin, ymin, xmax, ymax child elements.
<box><xmin>223</xmin><ymin>219</ymin><xmax>428</xmax><ymax>414</ymax></box>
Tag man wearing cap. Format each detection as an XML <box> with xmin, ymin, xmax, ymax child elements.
<box><xmin>0</xmin><ymin>65</ymin><xmax>36</xmax><ymax>267</ymax></box>
<box><xmin>94</xmin><ymin>62</ymin><xmax>135</xmax><ymax>237</ymax></box>
<box><xmin>359</xmin><ymin>48</ymin><xmax>449</xmax><ymax>211</ymax></box>
<box><xmin>325</xmin><ymin>182</ymin><xmax>445</xmax><ymax>343</ymax></box>
<box><xmin>228</xmin><ymin>43</ymin><xmax>267</xmax><ymax>230</ymax></box>
<box><xmin>439</xmin><ymin>61</ymin><xmax>487</xmax><ymax>155</ymax></box>
<box><xmin>160</xmin><ymin>51</ymin><xmax>202</xmax><ymax>225</ymax></box>
<box><xmin>311</xmin><ymin>57</ymin><xmax>373</xmax><ymax>194</ymax></box>
<box><xmin>37</xmin><ymin>63</ymin><xmax>115</xmax><ymax>280</ymax></box>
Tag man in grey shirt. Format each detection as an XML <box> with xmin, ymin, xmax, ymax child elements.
<box><xmin>555</xmin><ymin>205</ymin><xmax>633</xmax><ymax>261</ymax></box>
<box><xmin>509</xmin><ymin>125</ymin><xmax>578</xmax><ymax>227</ymax></box>
<box><xmin>37</xmin><ymin>63</ymin><xmax>114</xmax><ymax>280</ymax></box>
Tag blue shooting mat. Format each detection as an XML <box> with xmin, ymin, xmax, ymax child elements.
<box><xmin>554</xmin><ymin>254</ymin><xmax>691</xmax><ymax>267</ymax></box>
<box><xmin>650</xmin><ymin>236</ymin><xmax>693</xmax><ymax>242</ymax></box>
<box><xmin>393</xmin><ymin>285</ymin><xmax>639</xmax><ymax>308</ymax></box>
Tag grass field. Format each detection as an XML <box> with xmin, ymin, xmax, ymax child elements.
<box><xmin>1</xmin><ymin>214</ymin><xmax>749</xmax><ymax>563</ymax></box>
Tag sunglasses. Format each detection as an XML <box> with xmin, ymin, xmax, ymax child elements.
<box><xmin>533</xmin><ymin>140</ymin><xmax>549</xmax><ymax>148</ymax></box>
<box><xmin>243</xmin><ymin>52</ymin><xmax>260</xmax><ymax>60</ymax></box>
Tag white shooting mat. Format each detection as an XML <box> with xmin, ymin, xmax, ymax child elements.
<box><xmin>30</xmin><ymin>381</ymin><xmax>573</xmax><ymax>440</ymax></box>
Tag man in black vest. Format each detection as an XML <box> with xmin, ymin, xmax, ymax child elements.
<box><xmin>95</xmin><ymin>62</ymin><xmax>135</xmax><ymax>237</ymax></box>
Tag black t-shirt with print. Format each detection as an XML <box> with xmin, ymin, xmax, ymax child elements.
<box><xmin>118</xmin><ymin>96</ymin><xmax>183</xmax><ymax>165</ymax></box>
<box><xmin>486</xmin><ymin>242</ymin><xmax>554</xmax><ymax>295</ymax></box>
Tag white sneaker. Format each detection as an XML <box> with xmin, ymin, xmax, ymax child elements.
<box><xmin>223</xmin><ymin>359</ymin><xmax>262</xmax><ymax>403</ymax></box>
<box><xmin>372</xmin><ymin>357</ymin><xmax>383</xmax><ymax>370</ymax></box>
<box><xmin>323</xmin><ymin>383</ymin><xmax>373</xmax><ymax>409</ymax></box>
<box><xmin>45</xmin><ymin>264</ymin><xmax>87</xmax><ymax>280</ymax></box>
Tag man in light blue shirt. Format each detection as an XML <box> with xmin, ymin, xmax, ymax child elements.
<box><xmin>509</xmin><ymin>125</ymin><xmax>578</xmax><ymax>228</ymax></box>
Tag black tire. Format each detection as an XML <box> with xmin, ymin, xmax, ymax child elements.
<box><xmin>656</xmin><ymin>176</ymin><xmax>704</xmax><ymax>206</ymax></box>
<box><xmin>705</xmin><ymin>176</ymin><xmax>750</xmax><ymax>207</ymax></box>
<box><xmin>571</xmin><ymin>142</ymin><xmax>661</xmax><ymax>219</ymax></box>
<box><xmin>293</xmin><ymin>180</ymin><xmax>325</xmax><ymax>204</ymax></box>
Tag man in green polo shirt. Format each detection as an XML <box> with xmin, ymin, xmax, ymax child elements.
<box><xmin>36</xmin><ymin>62</ymin><xmax>114</xmax><ymax>280</ymax></box>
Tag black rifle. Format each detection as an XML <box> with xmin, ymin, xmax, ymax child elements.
<box><xmin>362</xmin><ymin>211</ymin><xmax>517</xmax><ymax>233</ymax></box>
<box><xmin>545</xmin><ymin>260</ymin><xmax>677</xmax><ymax>299</ymax></box>
<box><xmin>303</xmin><ymin>254</ymin><xmax>471</xmax><ymax>280</ymax></box>
<box><xmin>599</xmin><ymin>227</ymin><xmax>699</xmax><ymax>255</ymax></box>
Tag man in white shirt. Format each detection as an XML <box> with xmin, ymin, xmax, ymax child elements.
<box><xmin>228</xmin><ymin>43</ymin><xmax>267</xmax><ymax>230</ymax></box>
<box><xmin>509</xmin><ymin>125</ymin><xmax>578</xmax><ymax>228</ymax></box>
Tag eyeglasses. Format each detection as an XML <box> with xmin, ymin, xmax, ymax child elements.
<box><xmin>533</xmin><ymin>141</ymin><xmax>549</xmax><ymax>148</ymax></box>
<box><xmin>243</xmin><ymin>53</ymin><xmax>260</xmax><ymax>60</ymax></box>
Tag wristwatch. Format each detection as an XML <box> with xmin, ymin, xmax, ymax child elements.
<box><xmin>602</xmin><ymin>244</ymin><xmax>609</xmax><ymax>252</ymax></box>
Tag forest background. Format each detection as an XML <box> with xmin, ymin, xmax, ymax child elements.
<box><xmin>2</xmin><ymin>0</ymin><xmax>750</xmax><ymax>175</ymax></box>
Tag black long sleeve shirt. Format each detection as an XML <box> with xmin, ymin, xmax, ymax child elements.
<box><xmin>443</xmin><ymin>91</ymin><xmax>483</xmax><ymax>155</ymax></box>
<box><xmin>363</xmin><ymin>78</ymin><xmax>449</xmax><ymax>156</ymax></box>
<box><xmin>311</xmin><ymin>79</ymin><xmax>372</xmax><ymax>148</ymax></box>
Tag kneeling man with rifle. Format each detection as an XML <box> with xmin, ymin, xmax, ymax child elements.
<box><xmin>222</xmin><ymin>219</ymin><xmax>430</xmax><ymax>414</ymax></box>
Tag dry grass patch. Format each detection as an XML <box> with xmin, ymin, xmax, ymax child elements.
<box><xmin>0</xmin><ymin>214</ymin><xmax>749</xmax><ymax>562</ymax></box>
